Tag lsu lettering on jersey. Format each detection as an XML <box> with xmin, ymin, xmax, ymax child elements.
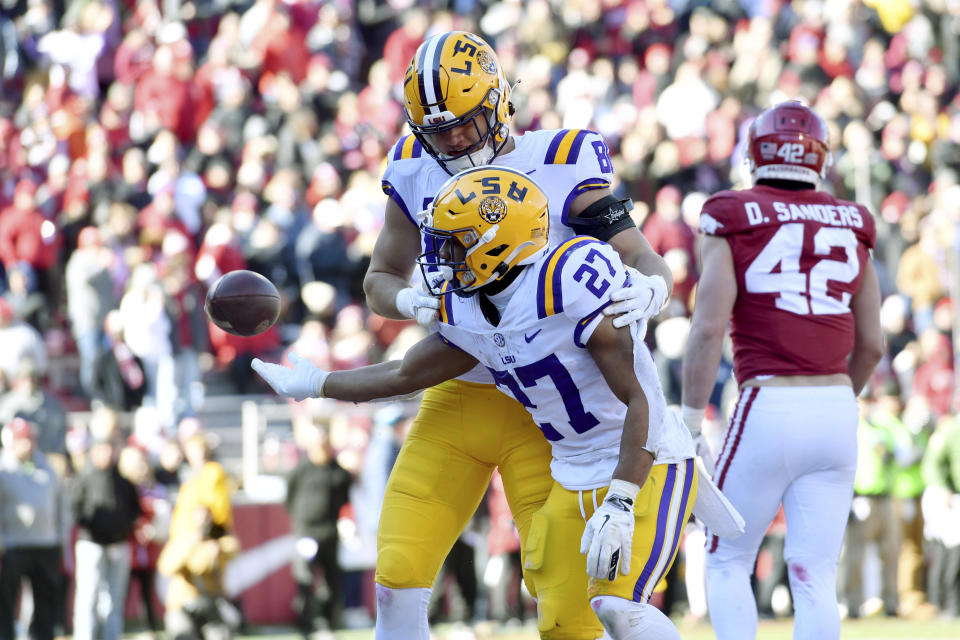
<box><xmin>437</xmin><ymin>238</ymin><xmax>694</xmax><ymax>490</ymax></box>
<box><xmin>699</xmin><ymin>185</ymin><xmax>877</xmax><ymax>383</ymax></box>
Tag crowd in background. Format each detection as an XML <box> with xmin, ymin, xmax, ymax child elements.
<box><xmin>2</xmin><ymin>0</ymin><xmax>960</xmax><ymax>633</ymax></box>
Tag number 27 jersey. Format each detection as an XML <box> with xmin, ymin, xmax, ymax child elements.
<box><xmin>437</xmin><ymin>238</ymin><xmax>688</xmax><ymax>491</ymax></box>
<box><xmin>699</xmin><ymin>185</ymin><xmax>877</xmax><ymax>383</ymax></box>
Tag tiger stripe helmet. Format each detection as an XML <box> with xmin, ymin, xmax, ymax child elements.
<box><xmin>403</xmin><ymin>31</ymin><xmax>513</xmax><ymax>175</ymax></box>
<box><xmin>417</xmin><ymin>166</ymin><xmax>548</xmax><ymax>296</ymax></box>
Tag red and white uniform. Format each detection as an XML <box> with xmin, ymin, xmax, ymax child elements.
<box><xmin>699</xmin><ymin>185</ymin><xmax>876</xmax><ymax>640</ymax></box>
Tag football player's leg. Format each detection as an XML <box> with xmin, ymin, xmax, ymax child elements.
<box><xmin>524</xmin><ymin>484</ymin><xmax>604</xmax><ymax>640</ymax></box>
<box><xmin>495</xmin><ymin>401</ymin><xmax>553</xmax><ymax>598</ymax></box>
<box><xmin>705</xmin><ymin>389</ymin><xmax>788</xmax><ymax>640</ymax></box>
<box><xmin>375</xmin><ymin>381</ymin><xmax>495</xmax><ymax>638</ymax></box>
<box><xmin>589</xmin><ymin>461</ymin><xmax>696</xmax><ymax>639</ymax></box>
<box><xmin>781</xmin><ymin>389</ymin><xmax>857</xmax><ymax>640</ymax></box>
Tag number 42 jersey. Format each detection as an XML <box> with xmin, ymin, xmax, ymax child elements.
<box><xmin>437</xmin><ymin>238</ymin><xmax>694</xmax><ymax>491</ymax></box>
<box><xmin>699</xmin><ymin>184</ymin><xmax>877</xmax><ymax>384</ymax></box>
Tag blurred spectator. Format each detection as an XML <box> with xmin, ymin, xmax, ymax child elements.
<box><xmin>0</xmin><ymin>357</ymin><xmax>67</xmax><ymax>477</ymax></box>
<box><xmin>65</xmin><ymin>225</ymin><xmax>116</xmax><ymax>398</ymax></box>
<box><xmin>0</xmin><ymin>299</ymin><xmax>47</xmax><ymax>383</ymax></box>
<box><xmin>2</xmin><ymin>261</ymin><xmax>49</xmax><ymax>332</ymax></box>
<box><xmin>841</xmin><ymin>394</ymin><xmax>900</xmax><ymax>618</ymax></box>
<box><xmin>157</xmin><ymin>505</ymin><xmax>240</xmax><ymax>640</ymax></box>
<box><xmin>118</xmin><ymin>444</ymin><xmax>171</xmax><ymax>636</ymax></box>
<box><xmin>158</xmin><ymin>242</ymin><xmax>209</xmax><ymax>429</ymax></box>
<box><xmin>0</xmin><ymin>418</ymin><xmax>70</xmax><ymax>640</ymax></box>
<box><xmin>71</xmin><ymin>430</ymin><xmax>142</xmax><ymax>640</ymax></box>
<box><xmin>90</xmin><ymin>309</ymin><xmax>146</xmax><ymax>411</ymax></box>
<box><xmin>285</xmin><ymin>422</ymin><xmax>351</xmax><ymax>635</ymax></box>
<box><xmin>118</xmin><ymin>264</ymin><xmax>173</xmax><ymax>424</ymax></box>
<box><xmin>0</xmin><ymin>179</ymin><xmax>61</xmax><ymax>300</ymax></box>
<box><xmin>921</xmin><ymin>414</ymin><xmax>960</xmax><ymax>618</ymax></box>
<box><xmin>911</xmin><ymin>329</ymin><xmax>954</xmax><ymax>418</ymax></box>
<box><xmin>168</xmin><ymin>432</ymin><xmax>232</xmax><ymax>544</ymax></box>
<box><xmin>894</xmin><ymin>395</ymin><xmax>934</xmax><ymax>616</ymax></box>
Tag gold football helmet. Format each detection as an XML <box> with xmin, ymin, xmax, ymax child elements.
<box><xmin>417</xmin><ymin>166</ymin><xmax>549</xmax><ymax>296</ymax></box>
<box><xmin>403</xmin><ymin>31</ymin><xmax>513</xmax><ymax>175</ymax></box>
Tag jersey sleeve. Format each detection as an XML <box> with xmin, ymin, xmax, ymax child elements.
<box><xmin>856</xmin><ymin>203</ymin><xmax>877</xmax><ymax>250</ymax></box>
<box><xmin>699</xmin><ymin>190</ymin><xmax>747</xmax><ymax>236</ymax></box>
<box><xmin>535</xmin><ymin>237</ymin><xmax>627</xmax><ymax>347</ymax></box>
<box><xmin>540</xmin><ymin>129</ymin><xmax>615</xmax><ymax>225</ymax></box>
<box><xmin>380</xmin><ymin>134</ymin><xmax>426</xmax><ymax>225</ymax></box>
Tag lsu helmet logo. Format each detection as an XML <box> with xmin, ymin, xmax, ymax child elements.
<box><xmin>479</xmin><ymin>195</ymin><xmax>507</xmax><ymax>223</ymax></box>
<box><xmin>477</xmin><ymin>50</ymin><xmax>497</xmax><ymax>74</ymax></box>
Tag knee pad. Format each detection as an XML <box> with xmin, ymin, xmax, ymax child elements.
<box><xmin>374</xmin><ymin>585</ymin><xmax>430</xmax><ymax>640</ymax></box>
<box><xmin>589</xmin><ymin>596</ymin><xmax>680</xmax><ymax>640</ymax></box>
<box><xmin>375</xmin><ymin>546</ymin><xmax>432</xmax><ymax>589</ymax></box>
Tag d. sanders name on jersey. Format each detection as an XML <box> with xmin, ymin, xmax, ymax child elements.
<box><xmin>743</xmin><ymin>201</ymin><xmax>864</xmax><ymax>229</ymax></box>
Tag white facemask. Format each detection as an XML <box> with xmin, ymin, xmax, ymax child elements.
<box><xmin>441</xmin><ymin>143</ymin><xmax>496</xmax><ymax>173</ymax></box>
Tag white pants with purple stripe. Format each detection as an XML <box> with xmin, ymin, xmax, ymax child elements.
<box><xmin>705</xmin><ymin>385</ymin><xmax>857</xmax><ymax>640</ymax></box>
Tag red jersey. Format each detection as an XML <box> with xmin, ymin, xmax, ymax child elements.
<box><xmin>700</xmin><ymin>185</ymin><xmax>876</xmax><ymax>383</ymax></box>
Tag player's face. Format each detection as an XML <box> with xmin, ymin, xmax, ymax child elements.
<box><xmin>432</xmin><ymin>114</ymin><xmax>489</xmax><ymax>157</ymax></box>
<box><xmin>437</xmin><ymin>236</ymin><xmax>468</xmax><ymax>264</ymax></box>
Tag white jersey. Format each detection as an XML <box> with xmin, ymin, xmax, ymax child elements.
<box><xmin>382</xmin><ymin>128</ymin><xmax>615</xmax><ymax>383</ymax></box>
<box><xmin>437</xmin><ymin>238</ymin><xmax>695</xmax><ymax>491</ymax></box>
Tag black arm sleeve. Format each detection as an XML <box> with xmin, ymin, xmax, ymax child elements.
<box><xmin>567</xmin><ymin>195</ymin><xmax>637</xmax><ymax>242</ymax></box>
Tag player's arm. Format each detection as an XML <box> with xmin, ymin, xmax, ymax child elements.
<box><xmin>570</xmin><ymin>188</ymin><xmax>674</xmax><ymax>291</ymax></box>
<box><xmin>848</xmin><ymin>258</ymin><xmax>883</xmax><ymax>395</ymax></box>
<box><xmin>682</xmin><ymin>235</ymin><xmax>737</xmax><ymax>413</ymax></box>
<box><xmin>252</xmin><ymin>333</ymin><xmax>478</xmax><ymax>402</ymax></box>
<box><xmin>581</xmin><ymin>314</ymin><xmax>655</xmax><ymax>580</ymax></box>
<box><xmin>586</xmin><ymin>316</ymin><xmax>655</xmax><ymax>488</ymax></box>
<box><xmin>569</xmin><ymin>189</ymin><xmax>673</xmax><ymax>328</ymax></box>
<box><xmin>362</xmin><ymin>198</ymin><xmax>431</xmax><ymax>319</ymax></box>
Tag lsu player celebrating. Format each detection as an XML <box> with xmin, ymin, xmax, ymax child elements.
<box><xmin>360</xmin><ymin>31</ymin><xmax>673</xmax><ymax>638</ymax></box>
<box><xmin>254</xmin><ymin>167</ymin><xmax>742</xmax><ymax>639</ymax></box>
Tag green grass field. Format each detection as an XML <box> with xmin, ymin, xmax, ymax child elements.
<box><xmin>240</xmin><ymin>615</ymin><xmax>960</xmax><ymax>640</ymax></box>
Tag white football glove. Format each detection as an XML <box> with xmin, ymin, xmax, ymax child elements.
<box><xmin>580</xmin><ymin>479</ymin><xmax>640</xmax><ymax>580</ymax></box>
<box><xmin>395</xmin><ymin>284</ymin><xmax>440</xmax><ymax>329</ymax></box>
<box><xmin>680</xmin><ymin>405</ymin><xmax>715</xmax><ymax>476</ymax></box>
<box><xmin>251</xmin><ymin>352</ymin><xmax>328</xmax><ymax>401</ymax></box>
<box><xmin>603</xmin><ymin>268</ymin><xmax>668</xmax><ymax>329</ymax></box>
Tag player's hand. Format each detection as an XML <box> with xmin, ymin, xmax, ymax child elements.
<box><xmin>580</xmin><ymin>479</ymin><xmax>639</xmax><ymax>580</ymax></box>
<box><xmin>251</xmin><ymin>352</ymin><xmax>328</xmax><ymax>401</ymax></box>
<box><xmin>395</xmin><ymin>284</ymin><xmax>440</xmax><ymax>329</ymax></box>
<box><xmin>694</xmin><ymin>433</ymin><xmax>716</xmax><ymax>477</ymax></box>
<box><xmin>603</xmin><ymin>268</ymin><xmax>668</xmax><ymax>329</ymax></box>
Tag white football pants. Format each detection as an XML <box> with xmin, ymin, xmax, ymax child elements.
<box><xmin>705</xmin><ymin>386</ymin><xmax>857</xmax><ymax>640</ymax></box>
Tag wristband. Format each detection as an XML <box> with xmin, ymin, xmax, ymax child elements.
<box><xmin>608</xmin><ymin>478</ymin><xmax>641</xmax><ymax>505</ymax></box>
<box><xmin>681</xmin><ymin>404</ymin><xmax>705</xmax><ymax>436</ymax></box>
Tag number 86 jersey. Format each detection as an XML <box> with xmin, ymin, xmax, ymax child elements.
<box><xmin>699</xmin><ymin>184</ymin><xmax>877</xmax><ymax>384</ymax></box>
<box><xmin>437</xmin><ymin>238</ymin><xmax>687</xmax><ymax>491</ymax></box>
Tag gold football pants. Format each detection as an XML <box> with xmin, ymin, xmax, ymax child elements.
<box><xmin>525</xmin><ymin>460</ymin><xmax>697</xmax><ymax>639</ymax></box>
<box><xmin>376</xmin><ymin>379</ymin><xmax>553</xmax><ymax>594</ymax></box>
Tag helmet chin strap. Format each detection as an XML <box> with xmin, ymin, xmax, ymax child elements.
<box><xmin>442</xmin><ymin>144</ymin><xmax>495</xmax><ymax>173</ymax></box>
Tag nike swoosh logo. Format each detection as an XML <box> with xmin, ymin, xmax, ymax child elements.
<box><xmin>599</xmin><ymin>514</ymin><xmax>609</xmax><ymax>531</ymax></box>
<box><xmin>524</xmin><ymin>329</ymin><xmax>542</xmax><ymax>343</ymax></box>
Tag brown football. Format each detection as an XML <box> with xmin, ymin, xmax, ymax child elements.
<box><xmin>204</xmin><ymin>270</ymin><xmax>281</xmax><ymax>336</ymax></box>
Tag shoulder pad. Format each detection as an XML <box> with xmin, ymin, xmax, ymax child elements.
<box><xmin>544</xmin><ymin>129</ymin><xmax>594</xmax><ymax>165</ymax></box>
<box><xmin>438</xmin><ymin>282</ymin><xmax>456</xmax><ymax>326</ymax></box>
<box><xmin>699</xmin><ymin>190</ymin><xmax>748</xmax><ymax>235</ymax></box>
<box><xmin>536</xmin><ymin>236</ymin><xmax>612</xmax><ymax>319</ymax></box>
<box><xmin>390</xmin><ymin>135</ymin><xmax>425</xmax><ymax>162</ymax></box>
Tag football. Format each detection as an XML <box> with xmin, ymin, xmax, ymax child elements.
<box><xmin>204</xmin><ymin>270</ymin><xmax>281</xmax><ymax>336</ymax></box>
